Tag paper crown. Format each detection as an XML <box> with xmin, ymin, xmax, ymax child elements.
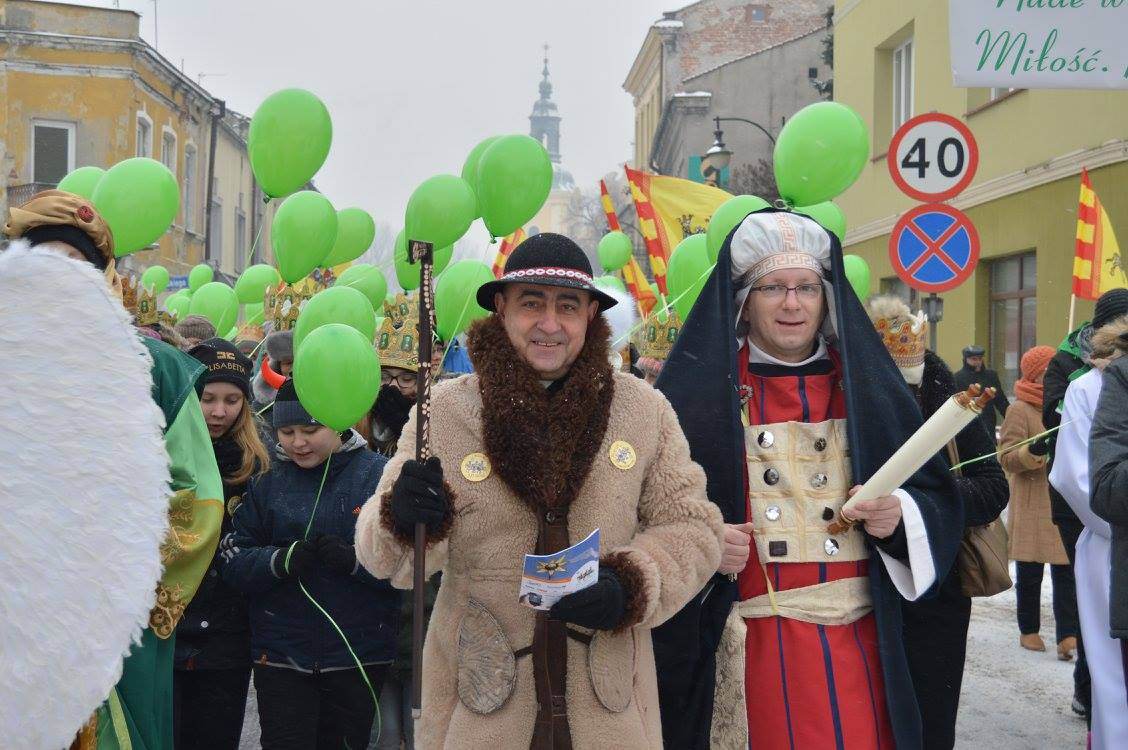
<box><xmin>122</xmin><ymin>275</ymin><xmax>173</xmax><ymax>327</ymax></box>
<box><xmin>633</xmin><ymin>308</ymin><xmax>682</xmax><ymax>361</ymax></box>
<box><xmin>265</xmin><ymin>282</ymin><xmax>312</xmax><ymax>332</ymax></box>
<box><xmin>377</xmin><ymin>292</ymin><xmax>421</xmax><ymax>371</ymax></box>
<box><xmin>873</xmin><ymin>310</ymin><xmax>928</xmax><ymax>369</ymax></box>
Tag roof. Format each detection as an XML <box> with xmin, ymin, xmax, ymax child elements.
<box><xmin>682</xmin><ymin>24</ymin><xmax>826</xmax><ymax>83</ymax></box>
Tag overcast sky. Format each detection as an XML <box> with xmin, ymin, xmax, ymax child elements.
<box><xmin>83</xmin><ymin>0</ymin><xmax>672</xmax><ymax>262</ymax></box>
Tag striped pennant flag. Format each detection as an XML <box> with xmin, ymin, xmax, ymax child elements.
<box><xmin>491</xmin><ymin>227</ymin><xmax>527</xmax><ymax>279</ymax></box>
<box><xmin>601</xmin><ymin>179</ymin><xmax>657</xmax><ymax>316</ymax></box>
<box><xmin>1073</xmin><ymin>169</ymin><xmax>1127</xmax><ymax>301</ymax></box>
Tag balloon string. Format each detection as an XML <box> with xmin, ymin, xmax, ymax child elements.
<box><xmin>243</xmin><ymin>203</ymin><xmax>271</xmax><ymax>270</ymax></box>
<box><xmin>949</xmin><ymin>422</ymin><xmax>1069</xmax><ymax>472</ymax></box>
<box><xmin>611</xmin><ymin>262</ymin><xmax>716</xmax><ymax>351</ymax></box>
<box><xmin>281</xmin><ymin>453</ymin><xmax>382</xmax><ymax>741</ymax></box>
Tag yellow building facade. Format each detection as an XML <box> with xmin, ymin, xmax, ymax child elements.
<box><xmin>0</xmin><ymin>0</ymin><xmax>277</xmax><ymax>285</ymax></box>
<box><xmin>834</xmin><ymin>0</ymin><xmax>1128</xmax><ymax>390</ymax></box>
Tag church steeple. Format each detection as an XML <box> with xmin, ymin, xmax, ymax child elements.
<box><xmin>529</xmin><ymin>43</ymin><xmax>561</xmax><ymax>164</ymax></box>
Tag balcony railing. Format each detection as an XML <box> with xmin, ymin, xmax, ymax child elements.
<box><xmin>6</xmin><ymin>182</ymin><xmax>57</xmax><ymax>206</ymax></box>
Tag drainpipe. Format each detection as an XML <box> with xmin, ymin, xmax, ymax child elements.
<box><xmin>204</xmin><ymin>98</ymin><xmax>226</xmax><ymax>262</ymax></box>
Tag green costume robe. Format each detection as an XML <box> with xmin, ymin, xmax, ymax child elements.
<box><xmin>81</xmin><ymin>337</ymin><xmax>224</xmax><ymax>750</ymax></box>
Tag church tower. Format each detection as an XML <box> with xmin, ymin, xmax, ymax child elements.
<box><xmin>529</xmin><ymin>44</ymin><xmax>561</xmax><ymax>164</ymax></box>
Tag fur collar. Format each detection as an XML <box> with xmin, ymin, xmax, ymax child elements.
<box><xmin>466</xmin><ymin>313</ymin><xmax>614</xmax><ymax>513</ymax></box>
<box><xmin>1092</xmin><ymin>315</ymin><xmax>1128</xmax><ymax>359</ymax></box>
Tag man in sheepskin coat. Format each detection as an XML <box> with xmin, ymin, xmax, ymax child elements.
<box><xmin>355</xmin><ymin>232</ymin><xmax>724</xmax><ymax>749</ymax></box>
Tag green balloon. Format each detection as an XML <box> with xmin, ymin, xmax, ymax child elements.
<box><xmin>244</xmin><ymin>302</ymin><xmax>265</xmax><ymax>325</ymax></box>
<box><xmin>461</xmin><ymin>136</ymin><xmax>502</xmax><ymax>216</ymax></box>
<box><xmin>322</xmin><ymin>208</ymin><xmax>376</xmax><ymax>268</ymax></box>
<box><xmin>594</xmin><ymin>275</ymin><xmax>627</xmax><ymax>295</ymax></box>
<box><xmin>794</xmin><ymin>202</ymin><xmax>846</xmax><ymax>243</ymax></box>
<box><xmin>166</xmin><ymin>291</ymin><xmax>190</xmax><ymax>321</ymax></box>
<box><xmin>706</xmin><ymin>195</ymin><xmax>770</xmax><ymax>264</ymax></box>
<box><xmin>393</xmin><ymin>230</ymin><xmax>453</xmax><ymax>291</ymax></box>
<box><xmin>667</xmin><ymin>234</ymin><xmax>713</xmax><ymax>320</ymax></box>
<box><xmin>843</xmin><ymin>254</ymin><xmax>871</xmax><ymax>302</ymax></box>
<box><xmin>271</xmin><ymin>191</ymin><xmax>338</xmax><ymax>283</ymax></box>
<box><xmin>336</xmin><ymin>263</ymin><xmax>388</xmax><ymax>308</ymax></box>
<box><xmin>188</xmin><ymin>263</ymin><xmax>213</xmax><ymax>293</ymax></box>
<box><xmin>189</xmin><ymin>281</ymin><xmax>239</xmax><ymax>334</ymax></box>
<box><xmin>247</xmin><ymin>88</ymin><xmax>333</xmax><ymax>199</ymax></box>
<box><xmin>141</xmin><ymin>265</ymin><xmax>170</xmax><ymax>294</ymax></box>
<box><xmin>293</xmin><ymin>285</ymin><xmax>376</xmax><ymax>353</ymax></box>
<box><xmin>598</xmin><ymin>231</ymin><xmax>633</xmax><ymax>273</ymax></box>
<box><xmin>774</xmin><ymin>102</ymin><xmax>869</xmax><ymax>206</ymax></box>
<box><xmin>404</xmin><ymin>175</ymin><xmax>476</xmax><ymax>250</ymax></box>
<box><xmin>57</xmin><ymin>166</ymin><xmax>106</xmax><ymax>200</ymax></box>
<box><xmin>475</xmin><ymin>135</ymin><xmax>552</xmax><ymax>238</ymax></box>
<box><xmin>224</xmin><ymin>326</ymin><xmax>239</xmax><ymax>341</ymax></box>
<box><xmin>92</xmin><ymin>157</ymin><xmax>179</xmax><ymax>256</ymax></box>
<box><xmin>235</xmin><ymin>264</ymin><xmax>281</xmax><ymax>304</ymax></box>
<box><xmin>435</xmin><ymin>260</ymin><xmax>495</xmax><ymax>341</ymax></box>
<box><xmin>293</xmin><ymin>323</ymin><xmax>381</xmax><ymax>431</ymax></box>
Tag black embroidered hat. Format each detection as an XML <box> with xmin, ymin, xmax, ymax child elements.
<box><xmin>475</xmin><ymin>232</ymin><xmax>619</xmax><ymax>313</ymax></box>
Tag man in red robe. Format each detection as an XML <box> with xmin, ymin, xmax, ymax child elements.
<box><xmin>653</xmin><ymin>210</ymin><xmax>962</xmax><ymax>749</ymax></box>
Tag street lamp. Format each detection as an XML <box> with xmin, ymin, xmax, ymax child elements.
<box><xmin>700</xmin><ymin>115</ymin><xmax>776</xmax><ymax>185</ymax></box>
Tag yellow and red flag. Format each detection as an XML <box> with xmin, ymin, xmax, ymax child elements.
<box><xmin>1073</xmin><ymin>169</ymin><xmax>1127</xmax><ymax>301</ymax></box>
<box><xmin>491</xmin><ymin>227</ymin><xmax>527</xmax><ymax>278</ymax></box>
<box><xmin>600</xmin><ymin>179</ymin><xmax>657</xmax><ymax>316</ymax></box>
<box><xmin>624</xmin><ymin>167</ymin><xmax>729</xmax><ymax>294</ymax></box>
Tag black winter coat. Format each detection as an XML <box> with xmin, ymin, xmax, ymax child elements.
<box><xmin>1090</xmin><ymin>357</ymin><xmax>1128</xmax><ymax>638</ymax></box>
<box><xmin>1042</xmin><ymin>343</ymin><xmax>1088</xmax><ymax>526</ymax></box>
<box><xmin>221</xmin><ymin>432</ymin><xmax>399</xmax><ymax>671</ymax></box>
<box><xmin>174</xmin><ymin>443</ymin><xmax>253</xmax><ymax>671</ymax></box>
<box><xmin>953</xmin><ymin>362</ymin><xmax>1009</xmax><ymax>437</ymax></box>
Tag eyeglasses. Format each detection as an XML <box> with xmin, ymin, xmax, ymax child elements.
<box><xmin>381</xmin><ymin>371</ymin><xmax>417</xmax><ymax>387</ymax></box>
<box><xmin>748</xmin><ymin>283</ymin><xmax>823</xmax><ymax>301</ymax></box>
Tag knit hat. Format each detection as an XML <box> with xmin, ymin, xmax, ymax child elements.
<box><xmin>272</xmin><ymin>378</ymin><xmax>319</xmax><ymax>429</ymax></box>
<box><xmin>4</xmin><ymin>189</ymin><xmax>114</xmax><ymax>269</ymax></box>
<box><xmin>1093</xmin><ymin>288</ymin><xmax>1128</xmax><ymax>329</ymax></box>
<box><xmin>188</xmin><ymin>337</ymin><xmax>254</xmax><ymax>400</ymax></box>
<box><xmin>1019</xmin><ymin>345</ymin><xmax>1055</xmax><ymax>382</ymax></box>
<box><xmin>264</xmin><ymin>330</ymin><xmax>294</xmax><ymax>364</ymax></box>
<box><xmin>962</xmin><ymin>345</ymin><xmax>985</xmax><ymax>360</ymax></box>
<box><xmin>175</xmin><ymin>315</ymin><xmax>216</xmax><ymax>343</ymax></box>
<box><xmin>476</xmin><ymin>232</ymin><xmax>618</xmax><ymax>312</ymax></box>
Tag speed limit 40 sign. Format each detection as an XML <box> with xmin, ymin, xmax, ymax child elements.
<box><xmin>887</xmin><ymin>113</ymin><xmax>978</xmax><ymax>202</ymax></box>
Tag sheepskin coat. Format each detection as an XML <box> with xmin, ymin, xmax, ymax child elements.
<box><xmin>355</xmin><ymin>314</ymin><xmax>724</xmax><ymax>750</ymax></box>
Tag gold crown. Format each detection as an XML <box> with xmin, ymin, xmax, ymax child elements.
<box><xmin>873</xmin><ymin>312</ymin><xmax>927</xmax><ymax>369</ymax></box>
<box><xmin>633</xmin><ymin>308</ymin><xmax>682</xmax><ymax>361</ymax></box>
<box><xmin>122</xmin><ymin>275</ymin><xmax>175</xmax><ymax>327</ymax></box>
<box><xmin>265</xmin><ymin>282</ymin><xmax>312</xmax><ymax>332</ymax></box>
<box><xmin>377</xmin><ymin>292</ymin><xmax>421</xmax><ymax>371</ymax></box>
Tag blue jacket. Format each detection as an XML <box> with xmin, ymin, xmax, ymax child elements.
<box><xmin>221</xmin><ymin>431</ymin><xmax>398</xmax><ymax>672</ymax></box>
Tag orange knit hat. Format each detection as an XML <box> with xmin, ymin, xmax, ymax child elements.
<box><xmin>1019</xmin><ymin>345</ymin><xmax>1055</xmax><ymax>382</ymax></box>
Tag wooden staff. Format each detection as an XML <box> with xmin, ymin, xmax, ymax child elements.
<box><xmin>407</xmin><ymin>239</ymin><xmax>435</xmax><ymax>719</ymax></box>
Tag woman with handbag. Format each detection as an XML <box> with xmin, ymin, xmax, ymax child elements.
<box><xmin>1000</xmin><ymin>345</ymin><xmax>1079</xmax><ymax>658</ymax></box>
<box><xmin>868</xmin><ymin>297</ymin><xmax>1009</xmax><ymax>750</ymax></box>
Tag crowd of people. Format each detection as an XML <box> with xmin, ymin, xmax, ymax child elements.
<box><xmin>6</xmin><ymin>185</ymin><xmax>1128</xmax><ymax>750</ymax></box>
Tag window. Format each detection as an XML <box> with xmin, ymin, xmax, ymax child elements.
<box><xmin>746</xmin><ymin>5</ymin><xmax>768</xmax><ymax>22</ymax></box>
<box><xmin>880</xmin><ymin>276</ymin><xmax>919</xmax><ymax>309</ymax></box>
<box><xmin>208</xmin><ymin>178</ymin><xmax>222</xmax><ymax>263</ymax></box>
<box><xmin>160</xmin><ymin>128</ymin><xmax>177</xmax><ymax>175</ymax></box>
<box><xmin>892</xmin><ymin>39</ymin><xmax>914</xmax><ymax>131</ymax></box>
<box><xmin>31</xmin><ymin>120</ymin><xmax>75</xmax><ymax>184</ymax></box>
<box><xmin>184</xmin><ymin>145</ymin><xmax>197</xmax><ymax>232</ymax></box>
<box><xmin>989</xmin><ymin>252</ymin><xmax>1037</xmax><ymax>397</ymax></box>
<box><xmin>136</xmin><ymin>113</ymin><xmax>153</xmax><ymax>158</ymax></box>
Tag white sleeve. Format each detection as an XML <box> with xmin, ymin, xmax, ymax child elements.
<box><xmin>875</xmin><ymin>489</ymin><xmax>936</xmax><ymax>601</ymax></box>
<box><xmin>1048</xmin><ymin>374</ymin><xmax>1111</xmax><ymax>537</ymax></box>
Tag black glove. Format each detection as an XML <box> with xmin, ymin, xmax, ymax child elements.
<box><xmin>390</xmin><ymin>456</ymin><xmax>448</xmax><ymax>534</ymax></box>
<box><xmin>1028</xmin><ymin>435</ymin><xmax>1051</xmax><ymax>456</ymax></box>
<box><xmin>315</xmin><ymin>534</ymin><xmax>357</xmax><ymax>575</ymax></box>
<box><xmin>549</xmin><ymin>567</ymin><xmax>625</xmax><ymax>631</ymax></box>
<box><xmin>271</xmin><ymin>539</ymin><xmax>317</xmax><ymax>580</ymax></box>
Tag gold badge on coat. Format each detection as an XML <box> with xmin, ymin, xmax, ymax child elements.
<box><xmin>460</xmin><ymin>452</ymin><xmax>492</xmax><ymax>482</ymax></box>
<box><xmin>609</xmin><ymin>440</ymin><xmax>637</xmax><ymax>470</ymax></box>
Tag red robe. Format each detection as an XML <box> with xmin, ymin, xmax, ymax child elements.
<box><xmin>738</xmin><ymin>347</ymin><xmax>895</xmax><ymax>749</ymax></box>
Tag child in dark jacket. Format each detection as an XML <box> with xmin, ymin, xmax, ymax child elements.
<box><xmin>222</xmin><ymin>379</ymin><xmax>397</xmax><ymax>750</ymax></box>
